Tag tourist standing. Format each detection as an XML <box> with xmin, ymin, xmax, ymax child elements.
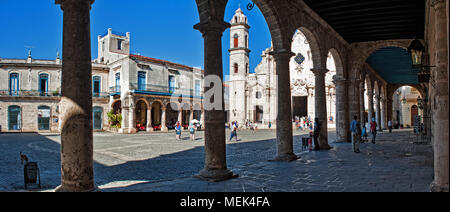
<box><xmin>313</xmin><ymin>118</ymin><xmax>321</xmax><ymax>151</ymax></box>
<box><xmin>370</xmin><ymin>118</ymin><xmax>378</xmax><ymax>144</ymax></box>
<box><xmin>175</xmin><ymin>121</ymin><xmax>182</xmax><ymax>141</ymax></box>
<box><xmin>388</xmin><ymin>120</ymin><xmax>393</xmax><ymax>133</ymax></box>
<box><xmin>189</xmin><ymin>123</ymin><xmax>196</xmax><ymax>141</ymax></box>
<box><xmin>350</xmin><ymin>116</ymin><xmax>361</xmax><ymax>153</ymax></box>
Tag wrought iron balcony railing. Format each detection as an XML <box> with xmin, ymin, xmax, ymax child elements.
<box><xmin>0</xmin><ymin>90</ymin><xmax>61</xmax><ymax>97</ymax></box>
<box><xmin>130</xmin><ymin>83</ymin><xmax>203</xmax><ymax>99</ymax></box>
<box><xmin>1</xmin><ymin>90</ymin><xmax>110</xmax><ymax>98</ymax></box>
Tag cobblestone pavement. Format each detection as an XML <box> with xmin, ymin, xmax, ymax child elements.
<box><xmin>0</xmin><ymin>129</ymin><xmax>433</xmax><ymax>192</ymax></box>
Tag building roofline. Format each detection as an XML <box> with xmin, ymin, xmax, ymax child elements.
<box><xmin>130</xmin><ymin>54</ymin><xmax>203</xmax><ymax>73</ymax></box>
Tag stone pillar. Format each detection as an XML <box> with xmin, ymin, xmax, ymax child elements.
<box><xmin>332</xmin><ymin>75</ymin><xmax>349</xmax><ymax>142</ymax></box>
<box><xmin>270</xmin><ymin>50</ymin><xmax>299</xmax><ymax>161</ymax></box>
<box><xmin>367</xmin><ymin>87</ymin><xmax>374</xmax><ymax>124</ymax></box>
<box><xmin>430</xmin><ymin>0</ymin><xmax>449</xmax><ymax>192</ymax></box>
<box><xmin>128</xmin><ymin>100</ymin><xmax>136</xmax><ymax>134</ymax></box>
<box><xmin>359</xmin><ymin>81</ymin><xmax>366</xmax><ymax>127</ymax></box>
<box><xmin>386</xmin><ymin>95</ymin><xmax>393</xmax><ymax>126</ymax></box>
<box><xmin>381</xmin><ymin>97</ymin><xmax>387</xmax><ymax>129</ymax></box>
<box><xmin>311</xmin><ymin>68</ymin><xmax>331</xmax><ymax>150</ymax></box>
<box><xmin>147</xmin><ymin>107</ymin><xmax>153</xmax><ymax>132</ymax></box>
<box><xmin>201</xmin><ymin>109</ymin><xmax>205</xmax><ymax>130</ymax></box>
<box><xmin>194</xmin><ymin>20</ymin><xmax>237</xmax><ymax>181</ymax></box>
<box><xmin>189</xmin><ymin>108</ymin><xmax>194</xmax><ymax>123</ymax></box>
<box><xmin>55</xmin><ymin>0</ymin><xmax>96</xmax><ymax>192</ymax></box>
<box><xmin>177</xmin><ymin>109</ymin><xmax>182</xmax><ymax>123</ymax></box>
<box><xmin>375</xmin><ymin>95</ymin><xmax>382</xmax><ymax>131</ymax></box>
<box><xmin>161</xmin><ymin>107</ymin><xmax>168</xmax><ymax>132</ymax></box>
<box><xmin>348</xmin><ymin>78</ymin><xmax>361</xmax><ymax>135</ymax></box>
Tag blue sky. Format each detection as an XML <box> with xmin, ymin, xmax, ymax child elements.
<box><xmin>0</xmin><ymin>0</ymin><xmax>271</xmax><ymax>79</ymax></box>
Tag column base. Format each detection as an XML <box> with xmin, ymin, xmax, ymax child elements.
<box><xmin>161</xmin><ymin>127</ymin><xmax>168</xmax><ymax>132</ymax></box>
<box><xmin>55</xmin><ymin>184</ymin><xmax>100</xmax><ymax>192</ymax></box>
<box><xmin>195</xmin><ymin>168</ymin><xmax>239</xmax><ymax>182</ymax></box>
<box><xmin>430</xmin><ymin>182</ymin><xmax>449</xmax><ymax>192</ymax></box>
<box><xmin>270</xmin><ymin>153</ymin><xmax>299</xmax><ymax>162</ymax></box>
<box><xmin>318</xmin><ymin>144</ymin><xmax>333</xmax><ymax>151</ymax></box>
<box><xmin>147</xmin><ymin>128</ymin><xmax>154</xmax><ymax>132</ymax></box>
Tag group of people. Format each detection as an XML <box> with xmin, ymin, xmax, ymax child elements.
<box><xmin>351</xmin><ymin>116</ymin><xmax>380</xmax><ymax>153</ymax></box>
<box><xmin>295</xmin><ymin>116</ymin><xmax>313</xmax><ymax>131</ymax></box>
<box><xmin>174</xmin><ymin>121</ymin><xmax>197</xmax><ymax>141</ymax></box>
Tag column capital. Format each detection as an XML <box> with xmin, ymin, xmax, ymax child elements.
<box><xmin>332</xmin><ymin>75</ymin><xmax>346</xmax><ymax>85</ymax></box>
<box><xmin>310</xmin><ymin>68</ymin><xmax>329</xmax><ymax>76</ymax></box>
<box><xmin>194</xmin><ymin>20</ymin><xmax>231</xmax><ymax>37</ymax></box>
<box><xmin>269</xmin><ymin>49</ymin><xmax>295</xmax><ymax>58</ymax></box>
<box><xmin>56</xmin><ymin>0</ymin><xmax>95</xmax><ymax>10</ymax></box>
<box><xmin>430</xmin><ymin>0</ymin><xmax>446</xmax><ymax>8</ymax></box>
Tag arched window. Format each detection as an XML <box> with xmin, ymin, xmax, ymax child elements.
<box><xmin>234</xmin><ymin>63</ymin><xmax>239</xmax><ymax>74</ymax></box>
<box><xmin>39</xmin><ymin>73</ymin><xmax>49</xmax><ymax>96</ymax></box>
<box><xmin>37</xmin><ymin>106</ymin><xmax>51</xmax><ymax>130</ymax></box>
<box><xmin>234</xmin><ymin>17</ymin><xmax>238</xmax><ymax>23</ymax></box>
<box><xmin>234</xmin><ymin>34</ymin><xmax>239</xmax><ymax>48</ymax></box>
<box><xmin>9</xmin><ymin>73</ymin><xmax>19</xmax><ymax>96</ymax></box>
<box><xmin>246</xmin><ymin>63</ymin><xmax>249</xmax><ymax>74</ymax></box>
<box><xmin>8</xmin><ymin>105</ymin><xmax>21</xmax><ymax>130</ymax></box>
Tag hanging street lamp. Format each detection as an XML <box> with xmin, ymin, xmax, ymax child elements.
<box><xmin>407</xmin><ymin>39</ymin><xmax>435</xmax><ymax>84</ymax></box>
<box><xmin>407</xmin><ymin>39</ymin><xmax>425</xmax><ymax>69</ymax></box>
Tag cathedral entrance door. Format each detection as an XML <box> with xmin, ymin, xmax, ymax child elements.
<box><xmin>292</xmin><ymin>96</ymin><xmax>308</xmax><ymax>119</ymax></box>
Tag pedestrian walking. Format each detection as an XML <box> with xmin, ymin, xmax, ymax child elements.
<box><xmin>308</xmin><ymin>131</ymin><xmax>313</xmax><ymax>152</ymax></box>
<box><xmin>175</xmin><ymin>121</ymin><xmax>182</xmax><ymax>141</ymax></box>
<box><xmin>229</xmin><ymin>121</ymin><xmax>238</xmax><ymax>142</ymax></box>
<box><xmin>189</xmin><ymin>123</ymin><xmax>196</xmax><ymax>141</ymax></box>
<box><xmin>313</xmin><ymin>118</ymin><xmax>321</xmax><ymax>151</ymax></box>
<box><xmin>370</xmin><ymin>118</ymin><xmax>378</xmax><ymax>144</ymax></box>
<box><xmin>350</xmin><ymin>116</ymin><xmax>361</xmax><ymax>153</ymax></box>
<box><xmin>361</xmin><ymin>124</ymin><xmax>368</xmax><ymax>143</ymax></box>
<box><xmin>388</xmin><ymin>120</ymin><xmax>393</xmax><ymax>133</ymax></box>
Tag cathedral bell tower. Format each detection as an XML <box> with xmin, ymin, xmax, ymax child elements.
<box><xmin>229</xmin><ymin>8</ymin><xmax>250</xmax><ymax>126</ymax></box>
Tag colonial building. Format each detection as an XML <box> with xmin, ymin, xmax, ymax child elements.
<box><xmin>227</xmin><ymin>8</ymin><xmax>337</xmax><ymax>129</ymax></box>
<box><xmin>0</xmin><ymin>28</ymin><xmax>204</xmax><ymax>133</ymax></box>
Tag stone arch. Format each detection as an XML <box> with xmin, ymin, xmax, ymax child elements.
<box><xmin>366</xmin><ymin>74</ymin><xmax>373</xmax><ymax>92</ymax></box>
<box><xmin>111</xmin><ymin>100</ymin><xmax>122</xmax><ymax>115</ymax></box>
<box><xmin>295</xmin><ymin>27</ymin><xmax>323</xmax><ymax>69</ymax></box>
<box><xmin>351</xmin><ymin>39</ymin><xmax>412</xmax><ymax>77</ymax></box>
<box><xmin>151</xmin><ymin>100</ymin><xmax>163</xmax><ymax>128</ymax></box>
<box><xmin>150</xmin><ymin>99</ymin><xmax>164</xmax><ymax>109</ymax></box>
<box><xmin>136</xmin><ymin>98</ymin><xmax>150</xmax><ymax>108</ymax></box>
<box><xmin>327</xmin><ymin>48</ymin><xmax>345</xmax><ymax>78</ymax></box>
<box><xmin>135</xmin><ymin>99</ymin><xmax>149</xmax><ymax>131</ymax></box>
<box><xmin>374</xmin><ymin>81</ymin><xmax>380</xmax><ymax>96</ymax></box>
<box><xmin>387</xmin><ymin>84</ymin><xmax>426</xmax><ymax>100</ymax></box>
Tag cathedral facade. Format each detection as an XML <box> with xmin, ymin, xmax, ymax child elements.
<box><xmin>227</xmin><ymin>9</ymin><xmax>337</xmax><ymax>129</ymax></box>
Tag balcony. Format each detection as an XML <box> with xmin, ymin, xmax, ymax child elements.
<box><xmin>130</xmin><ymin>83</ymin><xmax>203</xmax><ymax>99</ymax></box>
<box><xmin>0</xmin><ymin>90</ymin><xmax>61</xmax><ymax>97</ymax></box>
<box><xmin>109</xmin><ymin>86</ymin><xmax>121</xmax><ymax>96</ymax></box>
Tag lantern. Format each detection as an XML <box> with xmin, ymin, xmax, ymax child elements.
<box><xmin>407</xmin><ymin>39</ymin><xmax>425</xmax><ymax>69</ymax></box>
